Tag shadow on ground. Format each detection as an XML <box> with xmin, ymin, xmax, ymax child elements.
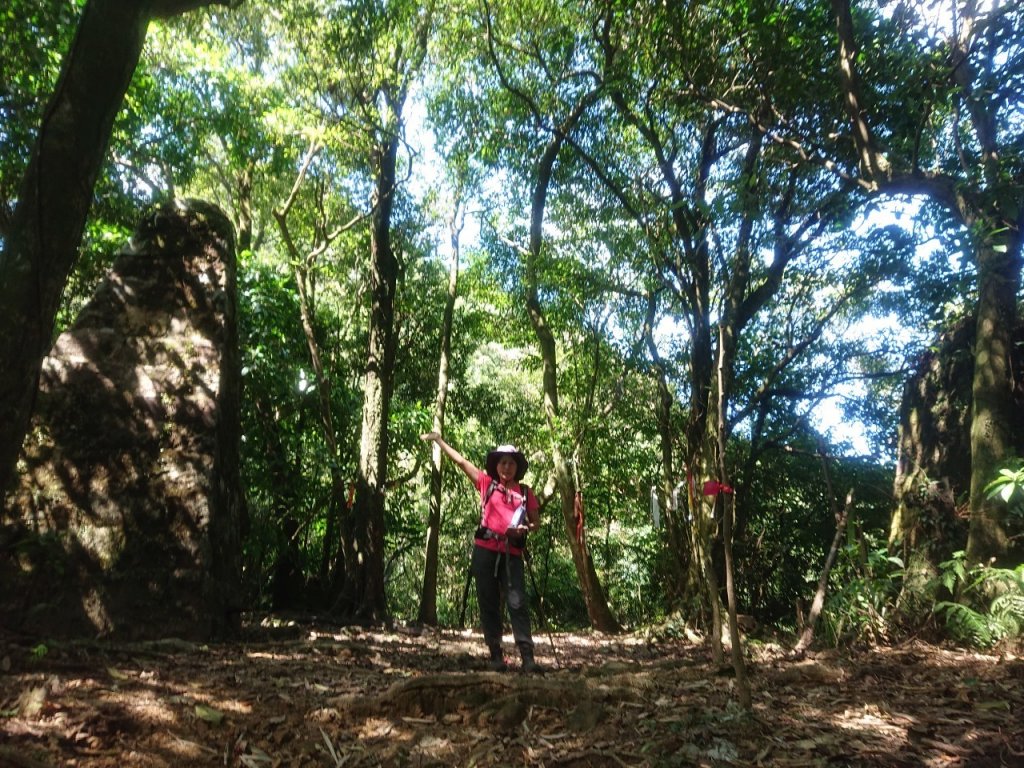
<box><xmin>1</xmin><ymin>617</ymin><xmax>1021</xmax><ymax>767</ymax></box>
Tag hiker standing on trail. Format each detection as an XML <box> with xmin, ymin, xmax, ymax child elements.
<box><xmin>420</xmin><ymin>432</ymin><xmax>542</xmax><ymax>672</ymax></box>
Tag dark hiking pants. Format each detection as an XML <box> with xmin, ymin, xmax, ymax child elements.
<box><xmin>471</xmin><ymin>543</ymin><xmax>534</xmax><ymax>655</ymax></box>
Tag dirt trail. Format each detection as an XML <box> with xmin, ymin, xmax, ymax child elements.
<box><xmin>2</xmin><ymin>620</ymin><xmax>1021</xmax><ymax>767</ymax></box>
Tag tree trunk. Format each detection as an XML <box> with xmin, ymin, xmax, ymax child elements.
<box><xmin>944</xmin><ymin>0</ymin><xmax>1022</xmax><ymax>566</ymax></box>
<box><xmin>795</xmin><ymin>490</ymin><xmax>852</xmax><ymax>654</ymax></box>
<box><xmin>642</xmin><ymin>293</ymin><xmax>691</xmax><ymax>606</ymax></box>
<box><xmin>0</xmin><ymin>0</ymin><xmax>151</xmax><ymax>501</ymax></box>
<box><xmin>830</xmin><ymin>0</ymin><xmax>1023</xmax><ymax>565</ymax></box>
<box><xmin>522</xmin><ymin>103</ymin><xmax>620</xmax><ymax>634</ymax></box>
<box><xmin>716</xmin><ymin>330</ymin><xmax>750</xmax><ymax>708</ymax></box>
<box><xmin>338</xmin><ymin>133</ymin><xmax>401</xmax><ymax>623</ymax></box>
<box><xmin>0</xmin><ymin>0</ymin><xmax>232</xmax><ymax>502</ymax></box>
<box><xmin>525</xmin><ymin>290</ymin><xmax>620</xmax><ymax>633</ymax></box>
<box><xmin>272</xmin><ymin>142</ymin><xmax>353</xmax><ymax>601</ymax></box>
<box><xmin>794</xmin><ymin>439</ymin><xmax>851</xmax><ymax>651</ymax></box>
<box><xmin>417</xmin><ymin>202</ymin><xmax>463</xmax><ymax>626</ymax></box>
<box><xmin>235</xmin><ymin>160</ymin><xmax>255</xmax><ymax>253</ymax></box>
<box><xmin>966</xmin><ymin>234</ymin><xmax>1023</xmax><ymax>565</ymax></box>
<box><xmin>292</xmin><ymin>265</ymin><xmax>349</xmax><ymax>594</ymax></box>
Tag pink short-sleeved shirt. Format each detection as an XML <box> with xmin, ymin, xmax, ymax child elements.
<box><xmin>475</xmin><ymin>472</ymin><xmax>538</xmax><ymax>555</ymax></box>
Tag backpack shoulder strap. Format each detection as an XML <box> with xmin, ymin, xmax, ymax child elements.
<box><xmin>478</xmin><ymin>478</ymin><xmax>499</xmax><ymax>527</ymax></box>
<box><xmin>483</xmin><ymin>478</ymin><xmax>499</xmax><ymax>504</ymax></box>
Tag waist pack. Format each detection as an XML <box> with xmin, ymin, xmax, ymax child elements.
<box><xmin>475</xmin><ymin>525</ymin><xmax>526</xmax><ymax>550</ymax></box>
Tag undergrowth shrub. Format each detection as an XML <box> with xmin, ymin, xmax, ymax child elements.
<box><xmin>820</xmin><ymin>534</ymin><xmax>904</xmax><ymax>646</ymax></box>
<box><xmin>934</xmin><ymin>551</ymin><xmax>1024</xmax><ymax>648</ymax></box>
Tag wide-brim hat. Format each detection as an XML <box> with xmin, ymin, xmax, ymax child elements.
<box><xmin>486</xmin><ymin>444</ymin><xmax>528</xmax><ymax>481</ymax></box>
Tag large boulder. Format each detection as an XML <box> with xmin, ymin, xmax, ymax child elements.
<box><xmin>1</xmin><ymin>200</ymin><xmax>244</xmax><ymax>640</ymax></box>
<box><xmin>891</xmin><ymin>314</ymin><xmax>1024</xmax><ymax>616</ymax></box>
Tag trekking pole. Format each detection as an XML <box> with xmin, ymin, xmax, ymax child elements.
<box><xmin>458</xmin><ymin>539</ymin><xmax>474</xmax><ymax>629</ymax></box>
<box><xmin>524</xmin><ymin>548</ymin><xmax>561</xmax><ymax>670</ymax></box>
<box><xmin>457</xmin><ymin>566</ymin><xmax>472</xmax><ymax>629</ymax></box>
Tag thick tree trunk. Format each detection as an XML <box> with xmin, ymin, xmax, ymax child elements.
<box><xmin>0</xmin><ymin>0</ymin><xmax>151</xmax><ymax>501</ymax></box>
<box><xmin>418</xmin><ymin>205</ymin><xmax>463</xmax><ymax>626</ymax></box>
<box><xmin>966</xmin><ymin>235</ymin><xmax>1023</xmax><ymax>565</ymax></box>
<box><xmin>0</xmin><ymin>0</ymin><xmax>231</xmax><ymax>502</ymax></box>
<box><xmin>890</xmin><ymin>316</ymin><xmax>973</xmax><ymax>617</ymax></box>
<box><xmin>890</xmin><ymin>318</ymin><xmax>974</xmax><ymax>560</ymax></box>
<box><xmin>946</xmin><ymin>0</ymin><xmax>1023</xmax><ymax>566</ymax></box>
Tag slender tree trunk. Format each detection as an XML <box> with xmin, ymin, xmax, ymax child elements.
<box><xmin>272</xmin><ymin>144</ymin><xmax>353</xmax><ymax>600</ymax></box>
<box><xmin>482</xmin><ymin>8</ymin><xmax>618</xmax><ymax>630</ymax></box>
<box><xmin>235</xmin><ymin>160</ymin><xmax>255</xmax><ymax>253</ymax></box>
<box><xmin>795</xmin><ymin>439</ymin><xmax>852</xmax><ymax>652</ymax></box>
<box><xmin>292</xmin><ymin>266</ymin><xmax>349</xmax><ymax>594</ymax></box>
<box><xmin>0</xmin><ymin>0</ymin><xmax>232</xmax><ymax>502</ymax></box>
<box><xmin>339</xmin><ymin>133</ymin><xmax>401</xmax><ymax>623</ymax></box>
<box><xmin>642</xmin><ymin>293</ymin><xmax>692</xmax><ymax>606</ymax></box>
<box><xmin>701</xmin><ymin>490</ymin><xmax>724</xmax><ymax>666</ymax></box>
<box><xmin>523</xmin><ymin>107</ymin><xmax>620</xmax><ymax>634</ymax></box>
<box><xmin>795</xmin><ymin>491</ymin><xmax>852</xmax><ymax>654</ymax></box>
<box><xmin>716</xmin><ymin>330</ymin><xmax>750</xmax><ymax>708</ymax></box>
<box><xmin>418</xmin><ymin>202</ymin><xmax>464</xmax><ymax>626</ymax></box>
<box><xmin>526</xmin><ymin>292</ymin><xmax>620</xmax><ymax>633</ymax></box>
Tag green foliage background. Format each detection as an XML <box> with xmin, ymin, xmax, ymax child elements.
<box><xmin>4</xmin><ymin>0</ymin><xmax>1022</xmax><ymax>647</ymax></box>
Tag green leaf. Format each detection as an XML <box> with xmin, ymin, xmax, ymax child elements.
<box><xmin>195</xmin><ymin>704</ymin><xmax>225</xmax><ymax>725</ymax></box>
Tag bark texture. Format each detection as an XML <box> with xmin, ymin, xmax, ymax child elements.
<box><xmin>829</xmin><ymin>0</ymin><xmax>1023</xmax><ymax>566</ymax></box>
<box><xmin>523</xmin><ymin>97</ymin><xmax>620</xmax><ymax>634</ymax></box>
<box><xmin>0</xmin><ymin>0</ymin><xmax>151</xmax><ymax>501</ymax></box>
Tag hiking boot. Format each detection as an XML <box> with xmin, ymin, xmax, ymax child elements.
<box><xmin>487</xmin><ymin>646</ymin><xmax>508</xmax><ymax>672</ymax></box>
<box><xmin>520</xmin><ymin>648</ymin><xmax>544</xmax><ymax>674</ymax></box>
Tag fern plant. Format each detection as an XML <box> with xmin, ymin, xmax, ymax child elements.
<box><xmin>983</xmin><ymin>459</ymin><xmax>1024</xmax><ymax>518</ymax></box>
<box><xmin>934</xmin><ymin>551</ymin><xmax>1024</xmax><ymax>648</ymax></box>
<box><xmin>820</xmin><ymin>536</ymin><xmax>904</xmax><ymax>646</ymax></box>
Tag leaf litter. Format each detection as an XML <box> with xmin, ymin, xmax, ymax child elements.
<box><xmin>0</xmin><ymin>620</ymin><xmax>1021</xmax><ymax>767</ymax></box>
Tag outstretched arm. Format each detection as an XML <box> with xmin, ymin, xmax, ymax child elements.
<box><xmin>420</xmin><ymin>432</ymin><xmax>482</xmax><ymax>485</ymax></box>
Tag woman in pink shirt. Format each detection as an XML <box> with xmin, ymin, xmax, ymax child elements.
<box><xmin>420</xmin><ymin>432</ymin><xmax>541</xmax><ymax>672</ymax></box>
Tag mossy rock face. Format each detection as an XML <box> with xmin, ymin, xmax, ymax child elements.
<box><xmin>892</xmin><ymin>314</ymin><xmax>1024</xmax><ymax>569</ymax></box>
<box><xmin>130</xmin><ymin>198</ymin><xmax>236</xmax><ymax>257</ymax></box>
<box><xmin>1</xmin><ymin>200</ymin><xmax>243</xmax><ymax>641</ymax></box>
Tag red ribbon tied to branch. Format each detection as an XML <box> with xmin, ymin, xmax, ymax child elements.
<box><xmin>702</xmin><ymin>480</ymin><xmax>734</xmax><ymax>496</ymax></box>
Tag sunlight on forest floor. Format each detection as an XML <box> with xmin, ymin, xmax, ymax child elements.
<box><xmin>1</xmin><ymin>618</ymin><xmax>1021</xmax><ymax>767</ymax></box>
